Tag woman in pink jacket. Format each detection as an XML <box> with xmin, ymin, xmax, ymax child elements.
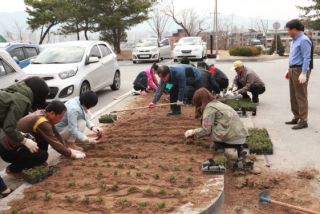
<box><xmin>133</xmin><ymin>63</ymin><xmax>159</xmax><ymax>95</ymax></box>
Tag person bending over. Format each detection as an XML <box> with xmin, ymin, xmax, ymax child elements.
<box><xmin>55</xmin><ymin>91</ymin><xmax>103</xmax><ymax>150</ymax></box>
<box><xmin>133</xmin><ymin>63</ymin><xmax>159</xmax><ymax>95</ymax></box>
<box><xmin>184</xmin><ymin>88</ymin><xmax>248</xmax><ymax>146</ymax></box>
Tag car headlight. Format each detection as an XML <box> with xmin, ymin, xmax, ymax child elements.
<box><xmin>59</xmin><ymin>69</ymin><xmax>78</xmax><ymax>79</ymax></box>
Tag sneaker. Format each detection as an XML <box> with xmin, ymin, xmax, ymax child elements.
<box><xmin>166</xmin><ymin>111</ymin><xmax>181</xmax><ymax>116</ymax></box>
<box><xmin>5</xmin><ymin>166</ymin><xmax>23</xmax><ymax>179</ymax></box>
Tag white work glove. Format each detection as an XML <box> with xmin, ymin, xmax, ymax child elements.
<box><xmin>92</xmin><ymin>126</ymin><xmax>103</xmax><ymax>134</ymax></box>
<box><xmin>298</xmin><ymin>73</ymin><xmax>307</xmax><ymax>84</ymax></box>
<box><xmin>176</xmin><ymin>100</ymin><xmax>184</xmax><ymax>106</ymax></box>
<box><xmin>70</xmin><ymin>149</ymin><xmax>86</xmax><ymax>159</ymax></box>
<box><xmin>184</xmin><ymin>129</ymin><xmax>195</xmax><ymax>139</ymax></box>
<box><xmin>88</xmin><ymin>137</ymin><xmax>100</xmax><ymax>144</ymax></box>
<box><xmin>230</xmin><ymin>86</ymin><xmax>237</xmax><ymax>92</ymax></box>
<box><xmin>22</xmin><ymin>138</ymin><xmax>39</xmax><ymax>153</ymax></box>
<box><xmin>233</xmin><ymin>91</ymin><xmax>239</xmax><ymax>96</ymax></box>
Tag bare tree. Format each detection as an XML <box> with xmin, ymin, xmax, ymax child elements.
<box><xmin>162</xmin><ymin>0</ymin><xmax>205</xmax><ymax>36</ymax></box>
<box><xmin>148</xmin><ymin>7</ymin><xmax>170</xmax><ymax>40</ymax></box>
<box><xmin>256</xmin><ymin>19</ymin><xmax>269</xmax><ymax>35</ymax></box>
<box><xmin>13</xmin><ymin>20</ymin><xmax>25</xmax><ymax>42</ymax></box>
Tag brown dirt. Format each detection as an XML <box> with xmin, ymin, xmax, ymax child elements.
<box><xmin>6</xmin><ymin>95</ymin><xmax>221</xmax><ymax>214</ymax></box>
<box><xmin>221</xmin><ymin>168</ymin><xmax>320</xmax><ymax>214</ymax></box>
<box><xmin>116</xmin><ymin>50</ymin><xmax>132</xmax><ymax>60</ymax></box>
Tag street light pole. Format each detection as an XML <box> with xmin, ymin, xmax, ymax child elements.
<box><xmin>214</xmin><ymin>0</ymin><xmax>218</xmax><ymax>56</ymax></box>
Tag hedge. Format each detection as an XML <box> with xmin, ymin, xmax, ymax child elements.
<box><xmin>229</xmin><ymin>46</ymin><xmax>261</xmax><ymax>57</ymax></box>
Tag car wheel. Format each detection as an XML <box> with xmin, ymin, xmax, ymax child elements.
<box><xmin>133</xmin><ymin>60</ymin><xmax>137</xmax><ymax>64</ymax></box>
<box><xmin>111</xmin><ymin>71</ymin><xmax>121</xmax><ymax>91</ymax></box>
<box><xmin>80</xmin><ymin>81</ymin><xmax>91</xmax><ymax>95</ymax></box>
<box><xmin>156</xmin><ymin>55</ymin><xmax>161</xmax><ymax>63</ymax></box>
<box><xmin>173</xmin><ymin>59</ymin><xmax>178</xmax><ymax>62</ymax></box>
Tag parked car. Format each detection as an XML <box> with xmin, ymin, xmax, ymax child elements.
<box><xmin>23</xmin><ymin>41</ymin><xmax>121</xmax><ymax>102</ymax></box>
<box><xmin>0</xmin><ymin>50</ymin><xmax>25</xmax><ymax>89</ymax></box>
<box><xmin>173</xmin><ymin>37</ymin><xmax>207</xmax><ymax>62</ymax></box>
<box><xmin>132</xmin><ymin>38</ymin><xmax>171</xmax><ymax>64</ymax></box>
<box><xmin>0</xmin><ymin>42</ymin><xmax>40</xmax><ymax>69</ymax></box>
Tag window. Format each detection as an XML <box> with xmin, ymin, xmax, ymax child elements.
<box><xmin>9</xmin><ymin>47</ymin><xmax>25</xmax><ymax>61</ymax></box>
<box><xmin>89</xmin><ymin>45</ymin><xmax>101</xmax><ymax>58</ymax></box>
<box><xmin>0</xmin><ymin>58</ymin><xmax>15</xmax><ymax>77</ymax></box>
<box><xmin>161</xmin><ymin>39</ymin><xmax>170</xmax><ymax>46</ymax></box>
<box><xmin>99</xmin><ymin>44</ymin><xmax>110</xmax><ymax>57</ymax></box>
<box><xmin>24</xmin><ymin>47</ymin><xmax>38</xmax><ymax>58</ymax></box>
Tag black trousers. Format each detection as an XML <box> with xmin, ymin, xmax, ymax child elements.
<box><xmin>170</xmin><ymin>79</ymin><xmax>202</xmax><ymax>112</ymax></box>
<box><xmin>238</xmin><ymin>82</ymin><xmax>265</xmax><ymax>102</ymax></box>
<box><xmin>213</xmin><ymin>79</ymin><xmax>229</xmax><ymax>94</ymax></box>
<box><xmin>0</xmin><ymin>143</ymin><xmax>48</xmax><ymax>173</ymax></box>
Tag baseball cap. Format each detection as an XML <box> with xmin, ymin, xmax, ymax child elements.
<box><xmin>231</xmin><ymin>60</ymin><xmax>244</xmax><ymax>70</ymax></box>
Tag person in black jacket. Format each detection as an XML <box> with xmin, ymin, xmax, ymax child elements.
<box><xmin>208</xmin><ymin>64</ymin><xmax>229</xmax><ymax>94</ymax></box>
<box><xmin>197</xmin><ymin>62</ymin><xmax>218</xmax><ymax>94</ymax></box>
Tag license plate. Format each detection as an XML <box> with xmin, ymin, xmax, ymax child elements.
<box><xmin>139</xmin><ymin>54</ymin><xmax>149</xmax><ymax>58</ymax></box>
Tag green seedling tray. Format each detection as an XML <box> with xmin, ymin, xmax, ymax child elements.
<box><xmin>222</xmin><ymin>99</ymin><xmax>257</xmax><ymax>112</ymax></box>
<box><xmin>246</xmin><ymin>128</ymin><xmax>273</xmax><ymax>155</ymax></box>
<box><xmin>22</xmin><ymin>166</ymin><xmax>59</xmax><ymax>184</ymax></box>
<box><xmin>99</xmin><ymin>114</ymin><xmax>117</xmax><ymax>124</ymax></box>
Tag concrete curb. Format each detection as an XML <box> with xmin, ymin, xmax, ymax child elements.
<box><xmin>216</xmin><ymin>57</ymin><xmax>286</xmax><ymax>63</ymax></box>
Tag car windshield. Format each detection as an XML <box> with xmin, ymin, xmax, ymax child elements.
<box><xmin>33</xmin><ymin>46</ymin><xmax>85</xmax><ymax>64</ymax></box>
<box><xmin>135</xmin><ymin>39</ymin><xmax>158</xmax><ymax>47</ymax></box>
<box><xmin>178</xmin><ymin>38</ymin><xmax>201</xmax><ymax>45</ymax></box>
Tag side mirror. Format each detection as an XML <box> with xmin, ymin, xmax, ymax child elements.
<box><xmin>13</xmin><ymin>56</ymin><xmax>19</xmax><ymax>64</ymax></box>
<box><xmin>86</xmin><ymin>56</ymin><xmax>99</xmax><ymax>65</ymax></box>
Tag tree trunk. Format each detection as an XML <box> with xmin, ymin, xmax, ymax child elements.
<box><xmin>84</xmin><ymin>29</ymin><xmax>88</xmax><ymax>40</ymax></box>
<box><xmin>39</xmin><ymin>23</ymin><xmax>55</xmax><ymax>44</ymax></box>
<box><xmin>76</xmin><ymin>24</ymin><xmax>80</xmax><ymax>40</ymax></box>
<box><xmin>113</xmin><ymin>29</ymin><xmax>121</xmax><ymax>54</ymax></box>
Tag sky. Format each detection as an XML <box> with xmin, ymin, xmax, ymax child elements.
<box><xmin>0</xmin><ymin>0</ymin><xmax>309</xmax><ymax>19</ymax></box>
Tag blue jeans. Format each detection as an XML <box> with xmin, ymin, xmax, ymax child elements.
<box><xmin>0</xmin><ymin>177</ymin><xmax>7</xmax><ymax>192</ymax></box>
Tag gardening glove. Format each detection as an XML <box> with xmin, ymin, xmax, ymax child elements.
<box><xmin>298</xmin><ymin>72</ymin><xmax>307</xmax><ymax>84</ymax></box>
<box><xmin>148</xmin><ymin>102</ymin><xmax>156</xmax><ymax>109</ymax></box>
<box><xmin>22</xmin><ymin>138</ymin><xmax>39</xmax><ymax>153</ymax></box>
<box><xmin>176</xmin><ymin>100</ymin><xmax>184</xmax><ymax>106</ymax></box>
<box><xmin>92</xmin><ymin>126</ymin><xmax>103</xmax><ymax>134</ymax></box>
<box><xmin>233</xmin><ymin>91</ymin><xmax>239</xmax><ymax>96</ymax></box>
<box><xmin>88</xmin><ymin>137</ymin><xmax>100</xmax><ymax>144</ymax></box>
<box><xmin>184</xmin><ymin>129</ymin><xmax>195</xmax><ymax>139</ymax></box>
<box><xmin>285</xmin><ymin>71</ymin><xmax>289</xmax><ymax>80</ymax></box>
<box><xmin>231</xmin><ymin>86</ymin><xmax>238</xmax><ymax>92</ymax></box>
<box><xmin>70</xmin><ymin>149</ymin><xmax>86</xmax><ymax>159</ymax></box>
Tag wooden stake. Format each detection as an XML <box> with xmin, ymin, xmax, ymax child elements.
<box><xmin>270</xmin><ymin>199</ymin><xmax>319</xmax><ymax>214</ymax></box>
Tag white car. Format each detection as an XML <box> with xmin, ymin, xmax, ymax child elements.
<box><xmin>173</xmin><ymin>37</ymin><xmax>207</xmax><ymax>62</ymax></box>
<box><xmin>132</xmin><ymin>38</ymin><xmax>171</xmax><ymax>63</ymax></box>
<box><xmin>0</xmin><ymin>50</ymin><xmax>25</xmax><ymax>89</ymax></box>
<box><xmin>23</xmin><ymin>41</ymin><xmax>121</xmax><ymax>102</ymax></box>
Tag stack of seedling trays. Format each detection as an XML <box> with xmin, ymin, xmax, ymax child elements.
<box><xmin>202</xmin><ymin>156</ymin><xmax>227</xmax><ymax>174</ymax></box>
<box><xmin>99</xmin><ymin>113</ymin><xmax>117</xmax><ymax>124</ymax></box>
<box><xmin>22</xmin><ymin>166</ymin><xmax>59</xmax><ymax>184</ymax></box>
<box><xmin>245</xmin><ymin>128</ymin><xmax>273</xmax><ymax>155</ymax></box>
<box><xmin>222</xmin><ymin>99</ymin><xmax>258</xmax><ymax>116</ymax></box>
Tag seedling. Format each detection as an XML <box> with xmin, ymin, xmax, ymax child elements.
<box><xmin>99</xmin><ymin>113</ymin><xmax>117</xmax><ymax>124</ymax></box>
<box><xmin>118</xmin><ymin>198</ymin><xmax>130</xmax><ymax>209</ymax></box>
<box><xmin>11</xmin><ymin>209</ymin><xmax>18</xmax><ymax>214</ymax></box>
<box><xmin>187</xmin><ymin>166</ymin><xmax>193</xmax><ymax>172</ymax></box>
<box><xmin>97</xmin><ymin>171</ymin><xmax>103</xmax><ymax>177</ymax></box>
<box><xmin>114</xmin><ymin>170</ymin><xmax>118</xmax><ymax>176</ymax></box>
<box><xmin>69</xmin><ymin>172</ymin><xmax>74</xmax><ymax>177</ymax></box>
<box><xmin>129</xmin><ymin>164</ymin><xmax>135</xmax><ymax>169</ymax></box>
<box><xmin>97</xmin><ymin>196</ymin><xmax>104</xmax><ymax>205</ymax></box>
<box><xmin>64</xmin><ymin>195</ymin><xmax>75</xmax><ymax>203</ymax></box>
<box><xmin>43</xmin><ymin>192</ymin><xmax>51</xmax><ymax>201</ymax></box>
<box><xmin>174</xmin><ymin>190</ymin><xmax>181</xmax><ymax>196</ymax></box>
<box><xmin>156</xmin><ymin>202</ymin><xmax>166</xmax><ymax>209</ymax></box>
<box><xmin>145</xmin><ymin>187</ymin><xmax>152</xmax><ymax>194</ymax></box>
<box><xmin>174</xmin><ymin>165</ymin><xmax>180</xmax><ymax>171</ymax></box>
<box><xmin>105</xmin><ymin>163</ymin><xmax>111</xmax><ymax>168</ymax></box>
<box><xmin>26</xmin><ymin>212</ymin><xmax>34</xmax><ymax>214</ymax></box>
<box><xmin>68</xmin><ymin>181</ymin><xmax>76</xmax><ymax>188</ymax></box>
<box><xmin>214</xmin><ymin>156</ymin><xmax>227</xmax><ymax>166</ymax></box>
<box><xmin>137</xmin><ymin>202</ymin><xmax>148</xmax><ymax>208</ymax></box>
<box><xmin>30</xmin><ymin>193</ymin><xmax>37</xmax><ymax>200</ymax></box>
<box><xmin>158</xmin><ymin>163</ymin><xmax>168</xmax><ymax>170</ymax></box>
<box><xmin>83</xmin><ymin>182</ymin><xmax>91</xmax><ymax>188</ymax></box>
<box><xmin>98</xmin><ymin>181</ymin><xmax>107</xmax><ymax>190</ymax></box>
<box><xmin>190</xmin><ymin>157</ymin><xmax>195</xmax><ymax>162</ymax></box>
<box><xmin>117</xmin><ymin>161</ymin><xmax>125</xmax><ymax>169</ymax></box>
<box><xmin>144</xmin><ymin>163</ymin><xmax>149</xmax><ymax>168</ymax></box>
<box><xmin>159</xmin><ymin>188</ymin><xmax>166</xmax><ymax>196</ymax></box>
<box><xmin>127</xmin><ymin>186</ymin><xmax>138</xmax><ymax>193</ymax></box>
<box><xmin>111</xmin><ymin>183</ymin><xmax>119</xmax><ymax>191</ymax></box>
<box><xmin>81</xmin><ymin>162</ymin><xmax>86</xmax><ymax>166</ymax></box>
<box><xmin>82</xmin><ymin>195</ymin><xmax>89</xmax><ymax>205</ymax></box>
<box><xmin>186</xmin><ymin>176</ymin><xmax>193</xmax><ymax>183</ymax></box>
<box><xmin>93</xmin><ymin>162</ymin><xmax>99</xmax><ymax>167</ymax></box>
<box><xmin>136</xmin><ymin>172</ymin><xmax>142</xmax><ymax>178</ymax></box>
<box><xmin>168</xmin><ymin>174</ymin><xmax>176</xmax><ymax>183</ymax></box>
<box><xmin>153</xmin><ymin>174</ymin><xmax>160</xmax><ymax>180</ymax></box>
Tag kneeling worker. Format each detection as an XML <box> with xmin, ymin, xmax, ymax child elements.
<box><xmin>231</xmin><ymin>61</ymin><xmax>265</xmax><ymax>103</ymax></box>
<box><xmin>149</xmin><ymin>64</ymin><xmax>202</xmax><ymax>116</ymax></box>
<box><xmin>56</xmin><ymin>91</ymin><xmax>103</xmax><ymax>150</ymax></box>
<box><xmin>185</xmin><ymin>88</ymin><xmax>248</xmax><ymax>148</ymax></box>
<box><xmin>0</xmin><ymin>101</ymin><xmax>85</xmax><ymax>176</ymax></box>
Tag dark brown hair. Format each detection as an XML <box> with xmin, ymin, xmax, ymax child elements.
<box><xmin>192</xmin><ymin>88</ymin><xmax>215</xmax><ymax>118</ymax></box>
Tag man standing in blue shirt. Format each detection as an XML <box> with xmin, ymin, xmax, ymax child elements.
<box><xmin>285</xmin><ymin>19</ymin><xmax>312</xmax><ymax>130</ymax></box>
<box><xmin>149</xmin><ymin>64</ymin><xmax>202</xmax><ymax>116</ymax></box>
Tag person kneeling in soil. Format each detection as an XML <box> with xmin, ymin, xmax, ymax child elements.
<box><xmin>184</xmin><ymin>88</ymin><xmax>248</xmax><ymax>148</ymax></box>
<box><xmin>149</xmin><ymin>64</ymin><xmax>202</xmax><ymax>116</ymax></box>
<box><xmin>55</xmin><ymin>91</ymin><xmax>103</xmax><ymax>150</ymax></box>
<box><xmin>133</xmin><ymin>63</ymin><xmax>159</xmax><ymax>95</ymax></box>
<box><xmin>0</xmin><ymin>101</ymin><xmax>85</xmax><ymax>177</ymax></box>
<box><xmin>231</xmin><ymin>61</ymin><xmax>265</xmax><ymax>103</ymax></box>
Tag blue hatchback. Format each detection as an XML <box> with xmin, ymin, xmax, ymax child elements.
<box><xmin>0</xmin><ymin>42</ymin><xmax>40</xmax><ymax>69</ymax></box>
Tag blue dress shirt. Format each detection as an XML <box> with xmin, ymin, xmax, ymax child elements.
<box><xmin>289</xmin><ymin>32</ymin><xmax>312</xmax><ymax>73</ymax></box>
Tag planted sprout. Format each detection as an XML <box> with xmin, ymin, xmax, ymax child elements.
<box><xmin>137</xmin><ymin>202</ymin><xmax>148</xmax><ymax>208</ymax></box>
<box><xmin>174</xmin><ymin>190</ymin><xmax>181</xmax><ymax>196</ymax></box>
<box><xmin>68</xmin><ymin>181</ymin><xmax>76</xmax><ymax>188</ymax></box>
<box><xmin>153</xmin><ymin>174</ymin><xmax>160</xmax><ymax>180</ymax></box>
<box><xmin>64</xmin><ymin>195</ymin><xmax>75</xmax><ymax>203</ymax></box>
<box><xmin>114</xmin><ymin>170</ymin><xmax>118</xmax><ymax>176</ymax></box>
<box><xmin>186</xmin><ymin>176</ymin><xmax>193</xmax><ymax>183</ymax></box>
<box><xmin>145</xmin><ymin>187</ymin><xmax>152</xmax><ymax>194</ymax></box>
<box><xmin>118</xmin><ymin>198</ymin><xmax>130</xmax><ymax>209</ymax></box>
<box><xmin>174</xmin><ymin>166</ymin><xmax>180</xmax><ymax>171</ymax></box>
<box><xmin>97</xmin><ymin>171</ymin><xmax>103</xmax><ymax>177</ymax></box>
<box><xmin>82</xmin><ymin>195</ymin><xmax>89</xmax><ymax>205</ymax></box>
<box><xmin>158</xmin><ymin>163</ymin><xmax>168</xmax><ymax>170</ymax></box>
<box><xmin>117</xmin><ymin>161</ymin><xmax>125</xmax><ymax>169</ymax></box>
<box><xmin>159</xmin><ymin>188</ymin><xmax>166</xmax><ymax>196</ymax></box>
<box><xmin>97</xmin><ymin>196</ymin><xmax>104</xmax><ymax>205</ymax></box>
<box><xmin>93</xmin><ymin>162</ymin><xmax>99</xmax><ymax>167</ymax></box>
<box><xmin>11</xmin><ymin>209</ymin><xmax>18</xmax><ymax>214</ymax></box>
<box><xmin>187</xmin><ymin>166</ymin><xmax>193</xmax><ymax>172</ymax></box>
<box><xmin>144</xmin><ymin>163</ymin><xmax>149</xmax><ymax>168</ymax></box>
<box><xmin>81</xmin><ymin>162</ymin><xmax>86</xmax><ymax>166</ymax></box>
<box><xmin>69</xmin><ymin>173</ymin><xmax>74</xmax><ymax>177</ymax></box>
<box><xmin>43</xmin><ymin>192</ymin><xmax>51</xmax><ymax>201</ymax></box>
<box><xmin>30</xmin><ymin>193</ymin><xmax>37</xmax><ymax>200</ymax></box>
<box><xmin>168</xmin><ymin>175</ymin><xmax>176</xmax><ymax>183</ymax></box>
<box><xmin>190</xmin><ymin>157</ymin><xmax>195</xmax><ymax>162</ymax></box>
<box><xmin>105</xmin><ymin>163</ymin><xmax>111</xmax><ymax>168</ymax></box>
<box><xmin>127</xmin><ymin>186</ymin><xmax>138</xmax><ymax>193</ymax></box>
<box><xmin>129</xmin><ymin>164</ymin><xmax>135</xmax><ymax>169</ymax></box>
<box><xmin>156</xmin><ymin>202</ymin><xmax>166</xmax><ymax>209</ymax></box>
<box><xmin>84</xmin><ymin>182</ymin><xmax>91</xmax><ymax>188</ymax></box>
<box><xmin>136</xmin><ymin>172</ymin><xmax>142</xmax><ymax>178</ymax></box>
<box><xmin>111</xmin><ymin>183</ymin><xmax>119</xmax><ymax>191</ymax></box>
<box><xmin>126</xmin><ymin>171</ymin><xmax>131</xmax><ymax>176</ymax></box>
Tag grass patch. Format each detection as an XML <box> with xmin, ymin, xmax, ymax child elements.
<box><xmin>222</xmin><ymin>99</ymin><xmax>257</xmax><ymax>112</ymax></box>
<box><xmin>214</xmin><ymin>156</ymin><xmax>227</xmax><ymax>166</ymax></box>
<box><xmin>246</xmin><ymin>128</ymin><xmax>273</xmax><ymax>154</ymax></box>
<box><xmin>99</xmin><ymin>113</ymin><xmax>117</xmax><ymax>123</ymax></box>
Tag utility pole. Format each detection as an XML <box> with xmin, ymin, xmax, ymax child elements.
<box><xmin>214</xmin><ymin>0</ymin><xmax>218</xmax><ymax>56</ymax></box>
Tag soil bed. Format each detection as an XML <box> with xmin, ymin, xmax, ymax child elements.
<box><xmin>6</xmin><ymin>95</ymin><xmax>221</xmax><ymax>214</ymax></box>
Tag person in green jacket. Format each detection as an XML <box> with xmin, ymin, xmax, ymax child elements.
<box><xmin>0</xmin><ymin>77</ymin><xmax>49</xmax><ymax>197</ymax></box>
<box><xmin>184</xmin><ymin>88</ymin><xmax>248</xmax><ymax>145</ymax></box>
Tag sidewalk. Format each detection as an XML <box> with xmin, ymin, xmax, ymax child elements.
<box><xmin>214</xmin><ymin>50</ymin><xmax>285</xmax><ymax>62</ymax></box>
